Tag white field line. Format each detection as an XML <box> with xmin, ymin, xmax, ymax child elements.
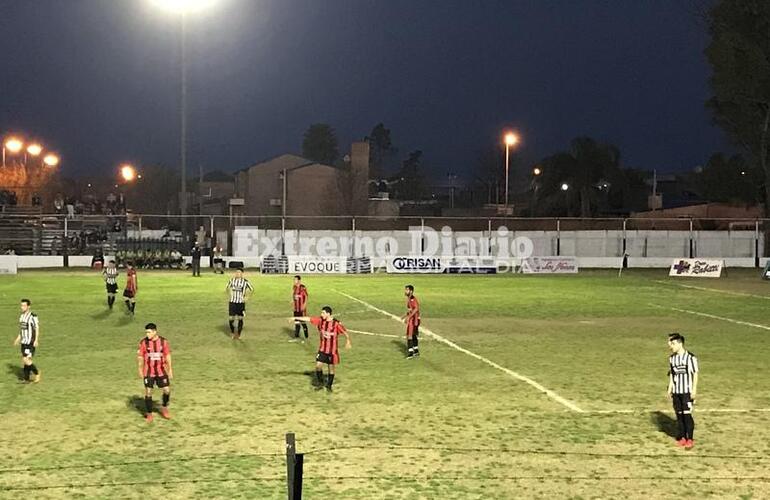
<box><xmin>347</xmin><ymin>329</ymin><xmax>400</xmax><ymax>339</ymax></box>
<box><xmin>335</xmin><ymin>290</ymin><xmax>585</xmax><ymax>413</ymax></box>
<box><xmin>650</xmin><ymin>303</ymin><xmax>770</xmax><ymax>331</ymax></box>
<box><xmin>653</xmin><ymin>280</ymin><xmax>770</xmax><ymax>300</ymax></box>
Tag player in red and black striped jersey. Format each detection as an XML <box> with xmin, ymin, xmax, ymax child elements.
<box><xmin>400</xmin><ymin>285</ymin><xmax>420</xmax><ymax>359</ymax></box>
<box><xmin>291</xmin><ymin>275</ymin><xmax>309</xmax><ymax>341</ymax></box>
<box><xmin>123</xmin><ymin>263</ymin><xmax>138</xmax><ymax>316</ymax></box>
<box><xmin>136</xmin><ymin>323</ymin><xmax>173</xmax><ymax>423</ymax></box>
<box><xmin>293</xmin><ymin>306</ymin><xmax>351</xmax><ymax>392</ymax></box>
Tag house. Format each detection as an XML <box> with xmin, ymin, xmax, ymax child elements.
<box><xmin>234</xmin><ymin>142</ymin><xmax>370</xmax><ymax>218</ymax></box>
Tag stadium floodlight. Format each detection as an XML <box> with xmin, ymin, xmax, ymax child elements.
<box><xmin>120</xmin><ymin>164</ymin><xmax>137</xmax><ymax>182</ymax></box>
<box><xmin>43</xmin><ymin>153</ymin><xmax>60</xmax><ymax>167</ymax></box>
<box><xmin>561</xmin><ymin>183</ymin><xmax>569</xmax><ymax>191</ymax></box>
<box><xmin>533</xmin><ymin>167</ymin><xmax>542</xmax><ymax>176</ymax></box>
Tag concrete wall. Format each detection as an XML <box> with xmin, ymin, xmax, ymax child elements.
<box><xmin>231</xmin><ymin>227</ymin><xmax>765</xmax><ymax>267</ymax></box>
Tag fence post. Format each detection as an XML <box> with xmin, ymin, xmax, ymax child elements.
<box><xmin>689</xmin><ymin>218</ymin><xmax>694</xmax><ymax>258</ymax></box>
<box><xmin>487</xmin><ymin>218</ymin><xmax>492</xmax><ymax>254</ymax></box>
<box><xmin>556</xmin><ymin>218</ymin><xmax>561</xmax><ymax>256</ymax></box>
<box><xmin>352</xmin><ymin>217</ymin><xmax>356</xmax><ymax>258</ymax></box>
<box><xmin>622</xmin><ymin>218</ymin><xmax>627</xmax><ymax>258</ymax></box>
<box><xmin>755</xmin><ymin>219</ymin><xmax>760</xmax><ymax>268</ymax></box>
<box><xmin>420</xmin><ymin>218</ymin><xmax>425</xmax><ymax>256</ymax></box>
<box><xmin>286</xmin><ymin>433</ymin><xmax>303</xmax><ymax>500</ymax></box>
<box><xmin>138</xmin><ymin>217</ymin><xmax>142</xmax><ymax>239</ymax></box>
<box><xmin>210</xmin><ymin>216</ymin><xmax>215</xmax><ymax>245</ymax></box>
<box><xmin>63</xmin><ymin>216</ymin><xmax>69</xmax><ymax>267</ymax></box>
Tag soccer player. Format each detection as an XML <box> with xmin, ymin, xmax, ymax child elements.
<box><xmin>103</xmin><ymin>260</ymin><xmax>119</xmax><ymax>309</ymax></box>
<box><xmin>225</xmin><ymin>268</ymin><xmax>253</xmax><ymax>339</ymax></box>
<box><xmin>13</xmin><ymin>299</ymin><xmax>40</xmax><ymax>383</ymax></box>
<box><xmin>123</xmin><ymin>262</ymin><xmax>138</xmax><ymax>315</ymax></box>
<box><xmin>293</xmin><ymin>306</ymin><xmax>351</xmax><ymax>392</ymax></box>
<box><xmin>290</xmin><ymin>275</ymin><xmax>309</xmax><ymax>342</ymax></box>
<box><xmin>667</xmin><ymin>333</ymin><xmax>699</xmax><ymax>449</ymax></box>
<box><xmin>400</xmin><ymin>284</ymin><xmax>420</xmax><ymax>359</ymax></box>
<box><xmin>137</xmin><ymin>323</ymin><xmax>173</xmax><ymax>423</ymax></box>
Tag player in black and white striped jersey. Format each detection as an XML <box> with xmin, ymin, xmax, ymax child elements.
<box><xmin>13</xmin><ymin>299</ymin><xmax>41</xmax><ymax>383</ymax></box>
<box><xmin>667</xmin><ymin>333</ymin><xmax>699</xmax><ymax>449</ymax></box>
<box><xmin>103</xmin><ymin>260</ymin><xmax>119</xmax><ymax>310</ymax></box>
<box><xmin>225</xmin><ymin>268</ymin><xmax>253</xmax><ymax>339</ymax></box>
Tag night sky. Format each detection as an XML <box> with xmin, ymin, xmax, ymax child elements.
<box><xmin>0</xmin><ymin>0</ymin><xmax>729</xmax><ymax>180</ymax></box>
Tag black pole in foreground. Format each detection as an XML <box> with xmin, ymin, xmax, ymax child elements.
<box><xmin>286</xmin><ymin>433</ymin><xmax>303</xmax><ymax>500</ymax></box>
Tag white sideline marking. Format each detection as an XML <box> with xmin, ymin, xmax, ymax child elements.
<box><xmin>650</xmin><ymin>304</ymin><xmax>770</xmax><ymax>331</ymax></box>
<box><xmin>653</xmin><ymin>280</ymin><xmax>770</xmax><ymax>301</ymax></box>
<box><xmin>335</xmin><ymin>290</ymin><xmax>585</xmax><ymax>413</ymax></box>
<box><xmin>347</xmin><ymin>329</ymin><xmax>400</xmax><ymax>339</ymax></box>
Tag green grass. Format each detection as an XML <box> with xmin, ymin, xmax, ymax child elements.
<box><xmin>1</xmin><ymin>269</ymin><xmax>770</xmax><ymax>499</ymax></box>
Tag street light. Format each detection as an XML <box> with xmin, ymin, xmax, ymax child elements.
<box><xmin>151</xmin><ymin>0</ymin><xmax>216</xmax><ymax>12</ymax></box>
<box><xmin>151</xmin><ymin>0</ymin><xmax>217</xmax><ymax>219</ymax></box>
<box><xmin>43</xmin><ymin>153</ymin><xmax>60</xmax><ymax>167</ymax></box>
<box><xmin>120</xmin><ymin>164</ymin><xmax>137</xmax><ymax>182</ymax></box>
<box><xmin>503</xmin><ymin>131</ymin><xmax>519</xmax><ymax>209</ymax></box>
<box><xmin>3</xmin><ymin>137</ymin><xmax>24</xmax><ymax>167</ymax></box>
<box><xmin>561</xmin><ymin>183</ymin><xmax>569</xmax><ymax>191</ymax></box>
<box><xmin>533</xmin><ymin>167</ymin><xmax>542</xmax><ymax>176</ymax></box>
<box><xmin>27</xmin><ymin>143</ymin><xmax>43</xmax><ymax>156</ymax></box>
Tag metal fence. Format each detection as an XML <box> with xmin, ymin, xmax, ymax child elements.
<box><xmin>0</xmin><ymin>213</ymin><xmax>768</xmax><ymax>260</ymax></box>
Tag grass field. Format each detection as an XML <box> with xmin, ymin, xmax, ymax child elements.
<box><xmin>1</xmin><ymin>268</ymin><xmax>770</xmax><ymax>499</ymax></box>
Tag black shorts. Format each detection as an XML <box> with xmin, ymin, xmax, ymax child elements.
<box><xmin>20</xmin><ymin>344</ymin><xmax>35</xmax><ymax>358</ymax></box>
<box><xmin>143</xmin><ymin>375</ymin><xmax>170</xmax><ymax>389</ymax></box>
<box><xmin>672</xmin><ymin>393</ymin><xmax>694</xmax><ymax>414</ymax></box>
<box><xmin>229</xmin><ymin>302</ymin><xmax>245</xmax><ymax>316</ymax></box>
<box><xmin>316</xmin><ymin>351</ymin><xmax>339</xmax><ymax>365</ymax></box>
<box><xmin>106</xmin><ymin>283</ymin><xmax>118</xmax><ymax>294</ymax></box>
<box><xmin>123</xmin><ymin>289</ymin><xmax>135</xmax><ymax>299</ymax></box>
<box><xmin>294</xmin><ymin>311</ymin><xmax>306</xmax><ymax>317</ymax></box>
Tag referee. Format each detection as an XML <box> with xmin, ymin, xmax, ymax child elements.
<box><xmin>225</xmin><ymin>268</ymin><xmax>253</xmax><ymax>340</ymax></box>
<box><xmin>13</xmin><ymin>299</ymin><xmax>41</xmax><ymax>383</ymax></box>
<box><xmin>667</xmin><ymin>333</ymin><xmax>699</xmax><ymax>449</ymax></box>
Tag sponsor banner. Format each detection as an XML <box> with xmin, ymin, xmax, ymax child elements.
<box><xmin>288</xmin><ymin>256</ymin><xmax>348</xmax><ymax>274</ymax></box>
<box><xmin>386</xmin><ymin>256</ymin><xmax>498</xmax><ymax>274</ymax></box>
<box><xmin>520</xmin><ymin>257</ymin><xmax>579</xmax><ymax>274</ymax></box>
<box><xmin>261</xmin><ymin>256</ymin><xmax>373</xmax><ymax>274</ymax></box>
<box><xmin>669</xmin><ymin>259</ymin><xmax>723</xmax><ymax>278</ymax></box>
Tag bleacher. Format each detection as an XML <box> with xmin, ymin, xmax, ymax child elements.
<box><xmin>0</xmin><ymin>205</ymin><xmax>42</xmax><ymax>254</ymax></box>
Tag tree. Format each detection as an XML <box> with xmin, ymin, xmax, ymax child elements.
<box><xmin>705</xmin><ymin>0</ymin><xmax>770</xmax><ymax>214</ymax></box>
<box><xmin>302</xmin><ymin>124</ymin><xmax>338</xmax><ymax>165</ymax></box>
<box><xmin>533</xmin><ymin>137</ymin><xmax>621</xmax><ymax>217</ymax></box>
<box><xmin>366</xmin><ymin>123</ymin><xmax>396</xmax><ymax>178</ymax></box>
<box><xmin>697</xmin><ymin>153</ymin><xmax>759</xmax><ymax>204</ymax></box>
<box><xmin>392</xmin><ymin>150</ymin><xmax>427</xmax><ymax>200</ymax></box>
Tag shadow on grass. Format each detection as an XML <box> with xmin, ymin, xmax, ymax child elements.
<box><xmin>275</xmin><ymin>370</ymin><xmax>325</xmax><ymax>389</ymax></box>
<box><xmin>650</xmin><ymin>411</ymin><xmax>679</xmax><ymax>438</ymax></box>
<box><xmin>118</xmin><ymin>315</ymin><xmax>136</xmax><ymax>327</ymax></box>
<box><xmin>90</xmin><ymin>308</ymin><xmax>112</xmax><ymax>320</ymax></box>
<box><xmin>219</xmin><ymin>323</ymin><xmax>234</xmax><ymax>338</ymax></box>
<box><xmin>390</xmin><ymin>339</ymin><xmax>407</xmax><ymax>355</ymax></box>
<box><xmin>284</xmin><ymin>324</ymin><xmax>309</xmax><ymax>340</ymax></box>
<box><xmin>126</xmin><ymin>395</ymin><xmax>148</xmax><ymax>415</ymax></box>
<box><xmin>6</xmin><ymin>363</ymin><xmax>24</xmax><ymax>381</ymax></box>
